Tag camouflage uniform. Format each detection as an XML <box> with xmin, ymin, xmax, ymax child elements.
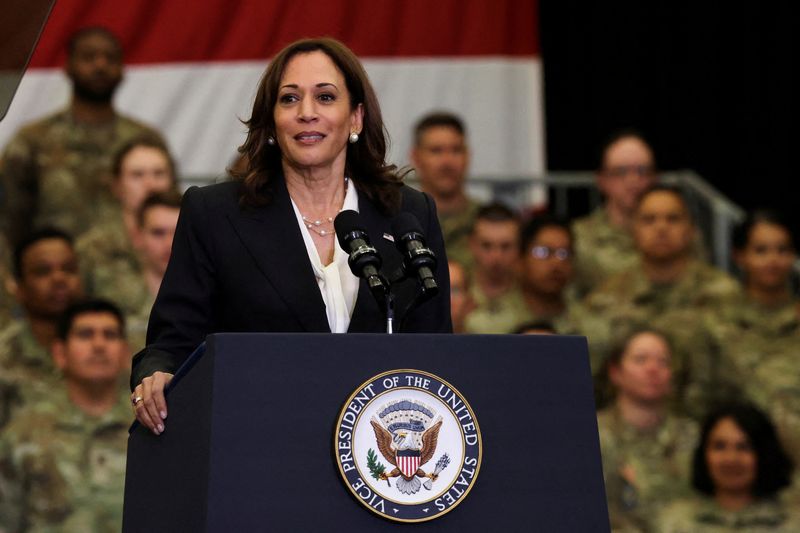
<box><xmin>0</xmin><ymin>386</ymin><xmax>131</xmax><ymax>532</ymax></box>
<box><xmin>0</xmin><ymin>236</ymin><xmax>13</xmax><ymax>329</ymax></box>
<box><xmin>572</xmin><ymin>208</ymin><xmax>640</xmax><ymax>300</ymax></box>
<box><xmin>571</xmin><ymin>208</ymin><xmax>709</xmax><ymax>299</ymax></box>
<box><xmin>463</xmin><ymin>283</ymin><xmax>528</xmax><ymax>334</ymax></box>
<box><xmin>438</xmin><ymin>198</ymin><xmax>481</xmax><ymax>269</ymax></box>
<box><xmin>571</xmin><ymin>260</ymin><xmax>741</xmax><ymax>419</ymax></box>
<box><xmin>597</xmin><ymin>406</ymin><xmax>698</xmax><ymax>533</ymax></box>
<box><xmin>0</xmin><ymin>319</ymin><xmax>59</xmax><ymax>428</ymax></box>
<box><xmin>76</xmin><ymin>213</ymin><xmax>149</xmax><ymax>317</ymax></box>
<box><xmin>125</xmin><ymin>292</ymin><xmax>155</xmax><ymax>355</ymax></box>
<box><xmin>707</xmin><ymin>296</ymin><xmax>800</xmax><ymax>478</ymax></box>
<box><xmin>0</xmin><ymin>109</ymin><xmax>164</xmax><ymax>244</ymax></box>
<box><xmin>708</xmin><ymin>295</ymin><xmax>800</xmax><ymax>380</ymax></box>
<box><xmin>654</xmin><ymin>497</ymin><xmax>800</xmax><ymax>532</ymax></box>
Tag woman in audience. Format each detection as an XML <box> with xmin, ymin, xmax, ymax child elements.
<box><xmin>712</xmin><ymin>209</ymin><xmax>799</xmax><ymax>376</ymax></box>
<box><xmin>76</xmin><ymin>136</ymin><xmax>178</xmax><ymax>315</ymax></box>
<box><xmin>656</xmin><ymin>403</ymin><xmax>796</xmax><ymax>532</ymax></box>
<box><xmin>596</xmin><ymin>328</ymin><xmax>698</xmax><ymax>532</ymax></box>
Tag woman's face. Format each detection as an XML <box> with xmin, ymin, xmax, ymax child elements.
<box><xmin>736</xmin><ymin>222</ymin><xmax>796</xmax><ymax>292</ymax></box>
<box><xmin>115</xmin><ymin>146</ymin><xmax>174</xmax><ymax>214</ymax></box>
<box><xmin>610</xmin><ymin>332</ymin><xmax>672</xmax><ymax>403</ymax></box>
<box><xmin>705</xmin><ymin>417</ymin><xmax>757</xmax><ymax>495</ymax></box>
<box><xmin>273</xmin><ymin>50</ymin><xmax>363</xmax><ymax>173</ymax></box>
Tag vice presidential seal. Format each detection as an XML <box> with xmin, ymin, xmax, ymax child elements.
<box><xmin>334</xmin><ymin>369</ymin><xmax>482</xmax><ymax>522</ymax></box>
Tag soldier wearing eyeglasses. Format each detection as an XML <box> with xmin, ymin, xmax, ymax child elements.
<box><xmin>514</xmin><ymin>215</ymin><xmax>577</xmax><ymax>334</ymax></box>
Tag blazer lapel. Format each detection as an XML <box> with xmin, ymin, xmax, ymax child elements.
<box><xmin>348</xmin><ymin>195</ymin><xmax>402</xmax><ymax>332</ymax></box>
<box><xmin>227</xmin><ymin>177</ymin><xmax>330</xmax><ymax>332</ymax></box>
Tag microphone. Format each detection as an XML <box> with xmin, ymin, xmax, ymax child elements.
<box><xmin>390</xmin><ymin>212</ymin><xmax>438</xmax><ymax>297</ymax></box>
<box><xmin>334</xmin><ymin>210</ymin><xmax>388</xmax><ymax>299</ymax></box>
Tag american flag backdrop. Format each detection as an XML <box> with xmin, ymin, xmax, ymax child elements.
<box><xmin>0</xmin><ymin>0</ymin><xmax>544</xmax><ymax>184</ymax></box>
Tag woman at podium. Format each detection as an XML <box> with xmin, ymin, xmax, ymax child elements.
<box><xmin>130</xmin><ymin>38</ymin><xmax>451</xmax><ymax>435</ymax></box>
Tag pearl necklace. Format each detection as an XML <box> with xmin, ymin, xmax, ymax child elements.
<box><xmin>299</xmin><ymin>177</ymin><xmax>348</xmax><ymax>237</ymax></box>
<box><xmin>302</xmin><ymin>214</ymin><xmax>335</xmax><ymax>236</ymax></box>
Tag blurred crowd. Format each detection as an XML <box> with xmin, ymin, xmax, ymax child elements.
<box><xmin>0</xmin><ymin>27</ymin><xmax>798</xmax><ymax>532</ymax></box>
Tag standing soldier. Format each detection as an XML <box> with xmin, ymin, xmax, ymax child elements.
<box><xmin>0</xmin><ymin>299</ymin><xmax>131</xmax><ymax>532</ymax></box>
<box><xmin>410</xmin><ymin>112</ymin><xmax>479</xmax><ymax>268</ymax></box>
<box><xmin>0</xmin><ymin>26</ymin><xmax>166</xmax><ymax>246</ymax></box>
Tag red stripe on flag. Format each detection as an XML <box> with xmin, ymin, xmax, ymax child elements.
<box><xmin>29</xmin><ymin>0</ymin><xmax>539</xmax><ymax>68</ymax></box>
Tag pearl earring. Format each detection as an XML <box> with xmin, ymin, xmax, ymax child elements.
<box><xmin>349</xmin><ymin>132</ymin><xmax>359</xmax><ymax>144</ymax></box>
<box><xmin>267</xmin><ymin>136</ymin><xmax>275</xmax><ymax>145</ymax></box>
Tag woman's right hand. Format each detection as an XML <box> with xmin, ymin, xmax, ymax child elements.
<box><xmin>131</xmin><ymin>371</ymin><xmax>174</xmax><ymax>435</ymax></box>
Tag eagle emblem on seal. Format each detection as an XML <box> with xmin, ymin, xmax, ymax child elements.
<box><xmin>369</xmin><ymin>400</ymin><xmax>444</xmax><ymax>495</ymax></box>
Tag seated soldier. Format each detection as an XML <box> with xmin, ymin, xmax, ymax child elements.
<box><xmin>125</xmin><ymin>190</ymin><xmax>182</xmax><ymax>352</ymax></box>
<box><xmin>463</xmin><ymin>203</ymin><xmax>526</xmax><ymax>333</ymax></box>
<box><xmin>0</xmin><ymin>299</ymin><xmax>131</xmax><ymax>532</ymax></box>
<box><xmin>655</xmin><ymin>403</ymin><xmax>798</xmax><ymax>532</ymax></box>
<box><xmin>77</xmin><ymin>136</ymin><xmax>178</xmax><ymax>316</ymax></box>
<box><xmin>0</xmin><ymin>229</ymin><xmax>84</xmax><ymax>425</ymax></box>
<box><xmin>572</xmin><ymin>184</ymin><xmax>740</xmax><ymax>419</ymax></box>
<box><xmin>515</xmin><ymin>215</ymin><xmax>576</xmax><ymax>333</ymax></box>
<box><xmin>596</xmin><ymin>328</ymin><xmax>698</xmax><ymax>532</ymax></box>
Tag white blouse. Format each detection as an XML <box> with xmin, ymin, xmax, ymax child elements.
<box><xmin>289</xmin><ymin>178</ymin><xmax>360</xmax><ymax>333</ymax></box>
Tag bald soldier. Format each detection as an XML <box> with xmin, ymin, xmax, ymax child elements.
<box><xmin>0</xmin><ymin>299</ymin><xmax>131</xmax><ymax>532</ymax></box>
<box><xmin>0</xmin><ymin>26</ymin><xmax>165</xmax><ymax>245</ymax></box>
<box><xmin>572</xmin><ymin>185</ymin><xmax>740</xmax><ymax>419</ymax></box>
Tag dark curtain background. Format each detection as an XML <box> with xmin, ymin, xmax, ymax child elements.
<box><xmin>541</xmin><ymin>1</ymin><xmax>796</xmax><ymax>232</ymax></box>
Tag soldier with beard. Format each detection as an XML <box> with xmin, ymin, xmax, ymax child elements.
<box><xmin>0</xmin><ymin>27</ymin><xmax>166</xmax><ymax>246</ymax></box>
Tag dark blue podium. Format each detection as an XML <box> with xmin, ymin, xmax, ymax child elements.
<box><xmin>123</xmin><ymin>333</ymin><xmax>609</xmax><ymax>532</ymax></box>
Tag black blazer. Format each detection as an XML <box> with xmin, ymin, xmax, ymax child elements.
<box><xmin>130</xmin><ymin>177</ymin><xmax>452</xmax><ymax>387</ymax></box>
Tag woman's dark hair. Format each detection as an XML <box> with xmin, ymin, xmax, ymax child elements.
<box><xmin>111</xmin><ymin>135</ymin><xmax>177</xmax><ymax>188</ymax></box>
<box><xmin>731</xmin><ymin>209</ymin><xmax>796</xmax><ymax>251</ymax></box>
<box><xmin>232</xmin><ymin>37</ymin><xmax>402</xmax><ymax>214</ymax></box>
<box><xmin>692</xmin><ymin>402</ymin><xmax>793</xmax><ymax>498</ymax></box>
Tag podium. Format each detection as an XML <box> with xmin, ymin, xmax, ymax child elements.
<box><xmin>123</xmin><ymin>333</ymin><xmax>609</xmax><ymax>532</ymax></box>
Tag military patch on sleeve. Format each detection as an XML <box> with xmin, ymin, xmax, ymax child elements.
<box><xmin>334</xmin><ymin>369</ymin><xmax>482</xmax><ymax>522</ymax></box>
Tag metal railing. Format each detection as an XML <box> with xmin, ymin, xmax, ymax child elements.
<box><xmin>183</xmin><ymin>169</ymin><xmax>747</xmax><ymax>271</ymax></box>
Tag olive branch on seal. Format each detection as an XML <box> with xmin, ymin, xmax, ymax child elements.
<box><xmin>367</xmin><ymin>448</ymin><xmax>390</xmax><ymax>486</ymax></box>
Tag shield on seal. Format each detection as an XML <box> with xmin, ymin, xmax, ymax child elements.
<box><xmin>396</xmin><ymin>449</ymin><xmax>421</xmax><ymax>478</ymax></box>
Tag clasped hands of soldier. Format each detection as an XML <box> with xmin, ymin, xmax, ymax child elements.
<box><xmin>131</xmin><ymin>371</ymin><xmax>174</xmax><ymax>435</ymax></box>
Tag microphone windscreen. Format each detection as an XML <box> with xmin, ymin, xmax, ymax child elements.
<box><xmin>334</xmin><ymin>210</ymin><xmax>364</xmax><ymax>249</ymax></box>
<box><xmin>391</xmin><ymin>212</ymin><xmax>424</xmax><ymax>240</ymax></box>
